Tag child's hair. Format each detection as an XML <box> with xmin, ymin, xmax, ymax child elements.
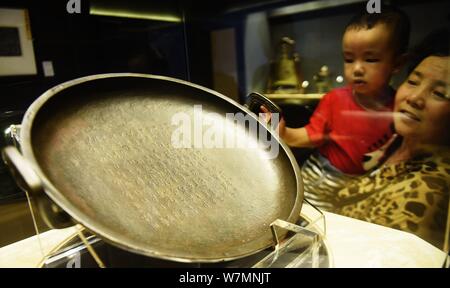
<box><xmin>345</xmin><ymin>5</ymin><xmax>411</xmax><ymax>56</ymax></box>
<box><xmin>407</xmin><ymin>27</ymin><xmax>450</xmax><ymax>73</ymax></box>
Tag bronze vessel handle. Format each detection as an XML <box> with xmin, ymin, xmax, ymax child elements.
<box><xmin>2</xmin><ymin>146</ymin><xmax>43</xmax><ymax>195</ymax></box>
<box><xmin>245</xmin><ymin>92</ymin><xmax>283</xmax><ymax>116</ymax></box>
<box><xmin>2</xmin><ymin>146</ymin><xmax>74</xmax><ymax>229</ymax></box>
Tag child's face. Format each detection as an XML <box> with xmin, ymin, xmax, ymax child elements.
<box><xmin>342</xmin><ymin>24</ymin><xmax>399</xmax><ymax>99</ymax></box>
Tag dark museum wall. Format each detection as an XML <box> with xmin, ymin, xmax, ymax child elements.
<box><xmin>0</xmin><ymin>0</ymin><xmax>189</xmax><ymax>111</ymax></box>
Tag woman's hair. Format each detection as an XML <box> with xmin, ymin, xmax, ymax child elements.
<box><xmin>408</xmin><ymin>28</ymin><xmax>450</xmax><ymax>73</ymax></box>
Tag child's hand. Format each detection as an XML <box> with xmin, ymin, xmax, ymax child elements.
<box><xmin>259</xmin><ymin>105</ymin><xmax>286</xmax><ymax>139</ymax></box>
<box><xmin>276</xmin><ymin>117</ymin><xmax>286</xmax><ymax>139</ymax></box>
<box><xmin>259</xmin><ymin>105</ymin><xmax>272</xmax><ymax>123</ymax></box>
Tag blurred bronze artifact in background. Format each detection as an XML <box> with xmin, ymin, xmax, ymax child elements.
<box><xmin>267</xmin><ymin>37</ymin><xmax>304</xmax><ymax>94</ymax></box>
<box><xmin>313</xmin><ymin>65</ymin><xmax>333</xmax><ymax>93</ymax></box>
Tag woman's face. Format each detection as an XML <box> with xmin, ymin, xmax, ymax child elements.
<box><xmin>394</xmin><ymin>56</ymin><xmax>450</xmax><ymax>145</ymax></box>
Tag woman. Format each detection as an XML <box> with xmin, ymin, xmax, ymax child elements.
<box><xmin>334</xmin><ymin>29</ymin><xmax>449</xmax><ymax>250</ymax></box>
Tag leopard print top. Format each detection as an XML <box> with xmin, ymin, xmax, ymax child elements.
<box><xmin>334</xmin><ymin>152</ymin><xmax>450</xmax><ymax>250</ymax></box>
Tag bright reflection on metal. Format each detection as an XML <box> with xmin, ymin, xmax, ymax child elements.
<box><xmin>4</xmin><ymin>126</ymin><xmax>11</xmax><ymax>138</ymax></box>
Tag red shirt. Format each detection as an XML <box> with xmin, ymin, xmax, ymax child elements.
<box><xmin>305</xmin><ymin>86</ymin><xmax>394</xmax><ymax>175</ymax></box>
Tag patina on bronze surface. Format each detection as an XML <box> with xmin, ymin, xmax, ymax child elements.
<box><xmin>12</xmin><ymin>74</ymin><xmax>303</xmax><ymax>262</ymax></box>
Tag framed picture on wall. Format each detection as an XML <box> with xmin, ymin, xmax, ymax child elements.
<box><xmin>0</xmin><ymin>8</ymin><xmax>37</xmax><ymax>76</ymax></box>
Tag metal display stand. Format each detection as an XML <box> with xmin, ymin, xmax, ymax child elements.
<box><xmin>253</xmin><ymin>198</ymin><xmax>327</xmax><ymax>268</ymax></box>
<box><xmin>38</xmin><ymin>198</ymin><xmax>329</xmax><ymax>268</ymax></box>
